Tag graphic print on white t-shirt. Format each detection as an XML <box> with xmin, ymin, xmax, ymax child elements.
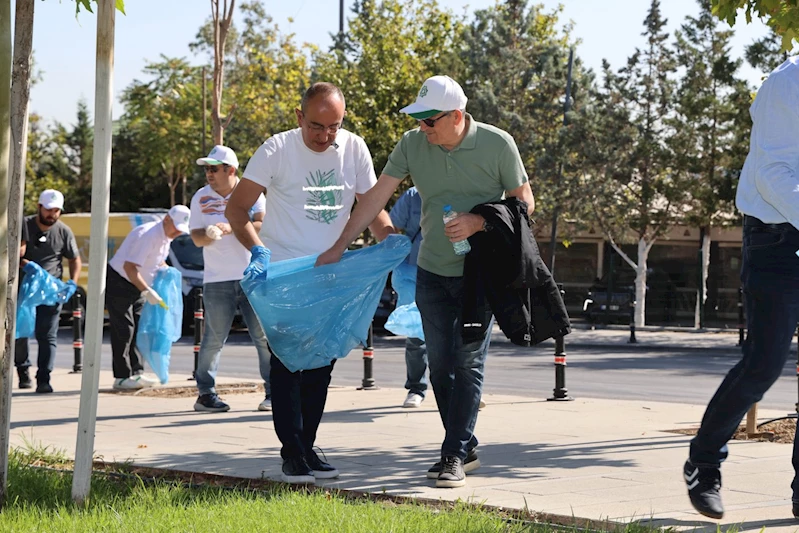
<box><xmin>303</xmin><ymin>169</ymin><xmax>344</xmax><ymax>224</ymax></box>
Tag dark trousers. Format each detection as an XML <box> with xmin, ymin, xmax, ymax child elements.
<box><xmin>270</xmin><ymin>352</ymin><xmax>335</xmax><ymax>460</ymax></box>
<box><xmin>15</xmin><ymin>303</ymin><xmax>62</xmax><ymax>384</ymax></box>
<box><xmin>689</xmin><ymin>216</ymin><xmax>799</xmax><ymax>500</ymax></box>
<box><xmin>106</xmin><ymin>266</ymin><xmax>144</xmax><ymax>379</ymax></box>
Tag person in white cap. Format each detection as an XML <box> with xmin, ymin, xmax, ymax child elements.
<box><xmin>16</xmin><ymin>189</ymin><xmax>81</xmax><ymax>393</ymax></box>
<box><xmin>106</xmin><ymin>204</ymin><xmax>191</xmax><ymax>390</ymax></box>
<box><xmin>190</xmin><ymin>145</ymin><xmax>272</xmax><ymax>413</ymax></box>
<box><xmin>317</xmin><ymin>75</ymin><xmax>535</xmax><ymax>488</ymax></box>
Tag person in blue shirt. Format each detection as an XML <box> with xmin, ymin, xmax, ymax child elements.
<box><xmin>388</xmin><ymin>187</ymin><xmax>427</xmax><ymax>408</ymax></box>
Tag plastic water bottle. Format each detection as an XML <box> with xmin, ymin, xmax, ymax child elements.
<box><xmin>443</xmin><ymin>205</ymin><xmax>472</xmax><ymax>256</ymax></box>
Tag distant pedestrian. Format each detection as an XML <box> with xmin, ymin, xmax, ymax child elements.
<box><xmin>683</xmin><ymin>56</ymin><xmax>799</xmax><ymax>520</ymax></box>
<box><xmin>16</xmin><ymin>189</ymin><xmax>81</xmax><ymax>393</ymax></box>
<box><xmin>106</xmin><ymin>205</ymin><xmax>190</xmax><ymax>390</ymax></box>
<box><xmin>190</xmin><ymin>145</ymin><xmax>272</xmax><ymax>413</ymax></box>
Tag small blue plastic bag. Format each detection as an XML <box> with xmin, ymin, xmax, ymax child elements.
<box><xmin>16</xmin><ymin>262</ymin><xmax>77</xmax><ymax>339</ymax></box>
<box><xmin>136</xmin><ymin>267</ymin><xmax>183</xmax><ymax>384</ymax></box>
<box><xmin>241</xmin><ymin>234</ymin><xmax>411</xmax><ymax>372</ymax></box>
<box><xmin>384</xmin><ymin>261</ymin><xmax>425</xmax><ymax>340</ymax></box>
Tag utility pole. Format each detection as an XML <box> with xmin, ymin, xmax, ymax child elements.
<box><xmin>339</xmin><ymin>0</ymin><xmax>344</xmax><ymax>34</ymax></box>
<box><xmin>548</xmin><ymin>47</ymin><xmax>574</xmax><ymax>275</ymax></box>
<box><xmin>201</xmin><ymin>66</ymin><xmax>207</xmax><ymax>155</ymax></box>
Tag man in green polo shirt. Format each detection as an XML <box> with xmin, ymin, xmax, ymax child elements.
<box><xmin>317</xmin><ymin>75</ymin><xmax>535</xmax><ymax>488</ymax></box>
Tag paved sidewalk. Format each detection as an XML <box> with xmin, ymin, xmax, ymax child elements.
<box><xmin>8</xmin><ymin>367</ymin><xmax>799</xmax><ymax>532</ymax></box>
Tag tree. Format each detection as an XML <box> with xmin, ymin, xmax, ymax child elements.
<box><xmin>578</xmin><ymin>0</ymin><xmax>687</xmax><ymax>326</ymax></box>
<box><xmin>670</xmin><ymin>0</ymin><xmax>751</xmax><ymax>327</ymax></box>
<box><xmin>745</xmin><ymin>28</ymin><xmax>795</xmax><ymax>74</ymax></box>
<box><xmin>49</xmin><ymin>100</ymin><xmax>93</xmax><ymax>211</ymax></box>
<box><xmin>210</xmin><ymin>0</ymin><xmax>236</xmax><ymax>145</ymax></box>
<box><xmin>712</xmin><ymin>0</ymin><xmax>799</xmax><ymax>49</ymax></box>
<box><xmin>119</xmin><ymin>57</ymin><xmax>203</xmax><ymax>206</ymax></box>
<box><xmin>460</xmin><ymin>0</ymin><xmax>594</xmax><ymax>250</ymax></box>
<box><xmin>313</xmin><ymin>0</ymin><xmax>465</xmax><ymax>203</ymax></box>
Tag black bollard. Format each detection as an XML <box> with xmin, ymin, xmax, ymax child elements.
<box><xmin>190</xmin><ymin>289</ymin><xmax>204</xmax><ymax>381</ymax></box>
<box><xmin>548</xmin><ymin>284</ymin><xmax>573</xmax><ymax>401</ymax></box>
<box><xmin>737</xmin><ymin>286</ymin><xmax>745</xmax><ymax>347</ymax></box>
<box><xmin>795</xmin><ymin>323</ymin><xmax>799</xmax><ymax>416</ymax></box>
<box><xmin>357</xmin><ymin>323</ymin><xmax>379</xmax><ymax>390</ymax></box>
<box><xmin>628</xmin><ymin>289</ymin><xmax>637</xmax><ymax>344</ymax></box>
<box><xmin>71</xmin><ymin>292</ymin><xmax>83</xmax><ymax>373</ymax></box>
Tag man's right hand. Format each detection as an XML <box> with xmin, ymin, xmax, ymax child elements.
<box><xmin>141</xmin><ymin>288</ymin><xmax>163</xmax><ymax>306</ymax></box>
<box><xmin>315</xmin><ymin>246</ymin><xmax>344</xmax><ymax>267</ymax></box>
<box><xmin>244</xmin><ymin>245</ymin><xmax>270</xmax><ymax>277</ymax></box>
<box><xmin>205</xmin><ymin>225</ymin><xmax>224</xmax><ymax>241</ymax></box>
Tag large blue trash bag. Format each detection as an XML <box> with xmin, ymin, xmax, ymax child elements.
<box><xmin>16</xmin><ymin>262</ymin><xmax>77</xmax><ymax>339</ymax></box>
<box><xmin>384</xmin><ymin>261</ymin><xmax>425</xmax><ymax>340</ymax></box>
<box><xmin>241</xmin><ymin>234</ymin><xmax>411</xmax><ymax>372</ymax></box>
<box><xmin>136</xmin><ymin>267</ymin><xmax>183</xmax><ymax>384</ymax></box>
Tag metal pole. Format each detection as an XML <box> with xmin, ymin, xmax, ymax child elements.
<box><xmin>737</xmin><ymin>286</ymin><xmax>744</xmax><ymax>347</ymax></box>
<box><xmin>191</xmin><ymin>289</ymin><xmax>204</xmax><ymax>381</ymax></box>
<box><xmin>72</xmin><ymin>0</ymin><xmax>115</xmax><ymax>505</ymax></box>
<box><xmin>628</xmin><ymin>288</ymin><xmax>637</xmax><ymax>344</ymax></box>
<box><xmin>339</xmin><ymin>0</ymin><xmax>344</xmax><ymax>34</ymax></box>
<box><xmin>606</xmin><ymin>251</ymin><xmax>615</xmax><ymax>324</ymax></box>
<box><xmin>547</xmin><ymin>47</ymin><xmax>574</xmax><ymax>274</ymax></box>
<box><xmin>357</xmin><ymin>323</ymin><xmax>378</xmax><ymax>390</ymax></box>
<box><xmin>71</xmin><ymin>292</ymin><xmax>83</xmax><ymax>372</ymax></box>
<box><xmin>548</xmin><ymin>285</ymin><xmax>573</xmax><ymax>401</ymax></box>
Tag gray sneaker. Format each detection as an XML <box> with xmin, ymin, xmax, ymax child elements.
<box><xmin>436</xmin><ymin>455</ymin><xmax>466</xmax><ymax>488</ymax></box>
<box><xmin>427</xmin><ymin>448</ymin><xmax>480</xmax><ymax>479</ymax></box>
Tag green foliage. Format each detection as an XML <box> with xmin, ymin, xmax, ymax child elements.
<box><xmin>313</xmin><ymin>0</ymin><xmax>466</xmax><ymax>204</ymax></box>
<box><xmin>712</xmin><ymin>0</ymin><xmax>799</xmax><ymax>49</ymax></box>
<box><xmin>24</xmin><ymin>114</ymin><xmax>71</xmax><ymax>214</ymax></box>
<box><xmin>670</xmin><ymin>0</ymin><xmax>750</xmax><ymax>230</ymax></box>
<box><xmin>119</xmin><ymin>57</ymin><xmax>204</xmax><ymax>206</ymax></box>
<box><xmin>74</xmin><ymin>0</ymin><xmax>126</xmax><ymax>17</ymax></box>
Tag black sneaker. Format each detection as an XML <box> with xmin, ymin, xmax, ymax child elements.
<box><xmin>427</xmin><ymin>448</ymin><xmax>480</xmax><ymax>479</ymax></box>
<box><xmin>35</xmin><ymin>383</ymin><xmax>53</xmax><ymax>394</ymax></box>
<box><xmin>193</xmin><ymin>393</ymin><xmax>230</xmax><ymax>413</ymax></box>
<box><xmin>281</xmin><ymin>456</ymin><xmax>315</xmax><ymax>484</ymax></box>
<box><xmin>793</xmin><ymin>501</ymin><xmax>799</xmax><ymax>519</ymax></box>
<box><xmin>684</xmin><ymin>460</ymin><xmax>724</xmax><ymax>519</ymax></box>
<box><xmin>17</xmin><ymin>368</ymin><xmax>31</xmax><ymax>389</ymax></box>
<box><xmin>306</xmin><ymin>448</ymin><xmax>339</xmax><ymax>479</ymax></box>
<box><xmin>436</xmin><ymin>455</ymin><xmax>466</xmax><ymax>488</ymax></box>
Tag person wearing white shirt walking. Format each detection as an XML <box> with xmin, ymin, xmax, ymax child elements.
<box><xmin>683</xmin><ymin>57</ymin><xmax>799</xmax><ymax>521</ymax></box>
<box><xmin>190</xmin><ymin>145</ymin><xmax>272</xmax><ymax>413</ymax></box>
<box><xmin>107</xmin><ymin>205</ymin><xmax>191</xmax><ymax>390</ymax></box>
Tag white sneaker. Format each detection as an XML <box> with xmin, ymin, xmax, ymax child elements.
<box><xmin>113</xmin><ymin>377</ymin><xmax>144</xmax><ymax>390</ymax></box>
<box><xmin>133</xmin><ymin>374</ymin><xmax>157</xmax><ymax>387</ymax></box>
<box><xmin>258</xmin><ymin>397</ymin><xmax>272</xmax><ymax>411</ymax></box>
<box><xmin>402</xmin><ymin>392</ymin><xmax>424</xmax><ymax>408</ymax></box>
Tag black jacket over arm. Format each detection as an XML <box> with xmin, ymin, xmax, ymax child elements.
<box><xmin>462</xmin><ymin>198</ymin><xmax>571</xmax><ymax>346</ymax></box>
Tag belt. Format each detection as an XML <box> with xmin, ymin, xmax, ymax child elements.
<box><xmin>743</xmin><ymin>215</ymin><xmax>795</xmax><ymax>230</ymax></box>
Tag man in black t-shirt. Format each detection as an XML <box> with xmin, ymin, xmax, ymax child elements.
<box><xmin>17</xmin><ymin>190</ymin><xmax>81</xmax><ymax>393</ymax></box>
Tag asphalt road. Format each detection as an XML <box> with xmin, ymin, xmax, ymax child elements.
<box><xmin>44</xmin><ymin>327</ymin><xmax>799</xmax><ymax>413</ymax></box>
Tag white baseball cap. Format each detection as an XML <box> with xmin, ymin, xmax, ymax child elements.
<box><xmin>400</xmin><ymin>75</ymin><xmax>468</xmax><ymax>120</ymax></box>
<box><xmin>38</xmin><ymin>189</ymin><xmax>64</xmax><ymax>210</ymax></box>
<box><xmin>196</xmin><ymin>145</ymin><xmax>239</xmax><ymax>169</ymax></box>
<box><xmin>167</xmin><ymin>205</ymin><xmax>191</xmax><ymax>234</ymax></box>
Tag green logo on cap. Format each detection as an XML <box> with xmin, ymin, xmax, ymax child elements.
<box><xmin>419</xmin><ymin>85</ymin><xmax>428</xmax><ymax>98</ymax></box>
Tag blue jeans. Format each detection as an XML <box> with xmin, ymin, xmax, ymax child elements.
<box><xmin>15</xmin><ymin>303</ymin><xmax>62</xmax><ymax>384</ymax></box>
<box><xmin>416</xmin><ymin>267</ymin><xmax>493</xmax><ymax>460</ymax></box>
<box><xmin>405</xmin><ymin>336</ymin><xmax>428</xmax><ymax>396</ymax></box>
<box><xmin>689</xmin><ymin>217</ymin><xmax>799</xmax><ymax>500</ymax></box>
<box><xmin>195</xmin><ymin>280</ymin><xmax>271</xmax><ymax>396</ymax></box>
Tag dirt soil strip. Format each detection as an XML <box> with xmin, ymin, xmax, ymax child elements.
<box><xmin>99</xmin><ymin>382</ymin><xmax>264</xmax><ymax>398</ymax></box>
<box><xmin>667</xmin><ymin>418</ymin><xmax>796</xmax><ymax>444</ymax></box>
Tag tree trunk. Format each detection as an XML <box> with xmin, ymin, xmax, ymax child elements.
<box><xmin>634</xmin><ymin>238</ymin><xmax>649</xmax><ymax>327</ymax></box>
<box><xmin>695</xmin><ymin>227</ymin><xmax>711</xmax><ymax>329</ymax></box>
<box><xmin>211</xmin><ymin>0</ymin><xmax>235</xmax><ymax>145</ymax></box>
<box><xmin>0</xmin><ymin>0</ymin><xmax>29</xmax><ymax>508</ymax></box>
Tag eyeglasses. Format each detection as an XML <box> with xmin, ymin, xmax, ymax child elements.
<box><xmin>301</xmin><ymin>113</ymin><xmax>343</xmax><ymax>134</ymax></box>
<box><xmin>420</xmin><ymin>111</ymin><xmax>451</xmax><ymax>128</ymax></box>
<box><xmin>204</xmin><ymin>165</ymin><xmax>229</xmax><ymax>174</ymax></box>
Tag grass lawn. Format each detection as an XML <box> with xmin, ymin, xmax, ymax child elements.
<box><xmin>0</xmin><ymin>445</ymin><xmax>665</xmax><ymax>533</ymax></box>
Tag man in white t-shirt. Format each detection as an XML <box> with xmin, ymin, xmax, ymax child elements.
<box><xmin>190</xmin><ymin>145</ymin><xmax>272</xmax><ymax>413</ymax></box>
<box><xmin>226</xmin><ymin>82</ymin><xmax>394</xmax><ymax>484</ymax></box>
<box><xmin>107</xmin><ymin>205</ymin><xmax>190</xmax><ymax>390</ymax></box>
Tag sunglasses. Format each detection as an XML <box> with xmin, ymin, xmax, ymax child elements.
<box><xmin>420</xmin><ymin>111</ymin><xmax>451</xmax><ymax>128</ymax></box>
<box><xmin>204</xmin><ymin>165</ymin><xmax>229</xmax><ymax>174</ymax></box>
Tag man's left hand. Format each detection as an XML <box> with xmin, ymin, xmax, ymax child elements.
<box><xmin>444</xmin><ymin>213</ymin><xmax>484</xmax><ymax>243</ymax></box>
<box><xmin>215</xmin><ymin>223</ymin><xmax>233</xmax><ymax>235</ymax></box>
